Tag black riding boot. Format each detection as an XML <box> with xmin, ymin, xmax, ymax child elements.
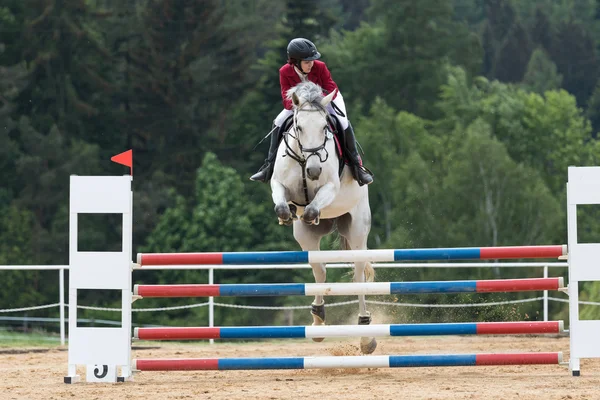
<box><xmin>250</xmin><ymin>124</ymin><xmax>283</xmax><ymax>183</ymax></box>
<box><xmin>344</xmin><ymin>122</ymin><xmax>373</xmax><ymax>186</ymax></box>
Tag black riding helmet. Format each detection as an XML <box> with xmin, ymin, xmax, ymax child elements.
<box><xmin>287</xmin><ymin>38</ymin><xmax>321</xmax><ymax>73</ymax></box>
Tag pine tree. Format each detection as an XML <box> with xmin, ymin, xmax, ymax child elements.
<box><xmin>549</xmin><ymin>20</ymin><xmax>599</xmax><ymax>105</ymax></box>
<box><xmin>17</xmin><ymin>0</ymin><xmax>115</xmax><ymax>141</ymax></box>
<box><xmin>530</xmin><ymin>7</ymin><xmax>553</xmax><ymax>52</ymax></box>
<box><xmin>494</xmin><ymin>21</ymin><xmax>533</xmax><ymax>82</ymax></box>
<box><xmin>485</xmin><ymin>0</ymin><xmax>516</xmax><ymax>42</ymax></box>
<box><xmin>121</xmin><ymin>0</ymin><xmax>262</xmax><ymax>193</ymax></box>
<box><xmin>480</xmin><ymin>20</ymin><xmax>496</xmax><ymax>78</ymax></box>
<box><xmin>522</xmin><ymin>48</ymin><xmax>563</xmax><ymax>94</ymax></box>
<box><xmin>585</xmin><ymin>82</ymin><xmax>600</xmax><ymax>136</ymax></box>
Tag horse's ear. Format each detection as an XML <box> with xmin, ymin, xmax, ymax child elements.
<box><xmin>321</xmin><ymin>89</ymin><xmax>337</xmax><ymax>107</ymax></box>
<box><xmin>292</xmin><ymin>92</ymin><xmax>300</xmax><ymax>106</ymax></box>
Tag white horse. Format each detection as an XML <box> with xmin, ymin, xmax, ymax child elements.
<box><xmin>270</xmin><ymin>81</ymin><xmax>377</xmax><ymax>354</ymax></box>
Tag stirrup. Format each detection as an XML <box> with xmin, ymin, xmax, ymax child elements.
<box><xmin>250</xmin><ymin>161</ymin><xmax>273</xmax><ymax>182</ymax></box>
<box><xmin>352</xmin><ymin>165</ymin><xmax>374</xmax><ymax>186</ymax></box>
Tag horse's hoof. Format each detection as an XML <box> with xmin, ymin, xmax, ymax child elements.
<box><xmin>311</xmin><ymin>303</ymin><xmax>325</xmax><ymax>342</ymax></box>
<box><xmin>278</xmin><ymin>217</ymin><xmax>293</xmax><ymax>226</ymax></box>
<box><xmin>302</xmin><ymin>207</ymin><xmax>320</xmax><ymax>225</ymax></box>
<box><xmin>360</xmin><ymin>337</ymin><xmax>377</xmax><ymax>354</ymax></box>
<box><xmin>358</xmin><ymin>313</ymin><xmax>372</xmax><ymax>326</ymax></box>
<box><xmin>357</xmin><ymin>312</ymin><xmax>375</xmax><ymax>353</ymax></box>
<box><xmin>275</xmin><ymin>204</ymin><xmax>291</xmax><ymax>222</ymax></box>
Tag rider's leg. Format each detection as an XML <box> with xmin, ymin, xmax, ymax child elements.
<box><xmin>329</xmin><ymin>93</ymin><xmax>373</xmax><ymax>186</ymax></box>
<box><xmin>250</xmin><ymin>109</ymin><xmax>293</xmax><ymax>182</ymax></box>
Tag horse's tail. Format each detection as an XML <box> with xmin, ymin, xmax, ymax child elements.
<box><xmin>340</xmin><ymin>236</ymin><xmax>375</xmax><ymax>283</ymax></box>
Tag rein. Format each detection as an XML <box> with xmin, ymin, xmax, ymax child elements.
<box><xmin>283</xmin><ymin>102</ymin><xmax>332</xmax><ymax>206</ymax></box>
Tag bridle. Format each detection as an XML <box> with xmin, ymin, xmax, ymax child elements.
<box><xmin>282</xmin><ymin>101</ymin><xmax>333</xmax><ymax>206</ymax></box>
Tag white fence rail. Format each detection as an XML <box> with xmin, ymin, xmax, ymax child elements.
<box><xmin>0</xmin><ymin>262</ymin><xmax>573</xmax><ymax>345</ymax></box>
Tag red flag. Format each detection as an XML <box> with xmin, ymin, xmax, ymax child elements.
<box><xmin>111</xmin><ymin>149</ymin><xmax>133</xmax><ymax>175</ymax></box>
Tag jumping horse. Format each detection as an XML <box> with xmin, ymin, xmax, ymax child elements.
<box><xmin>269</xmin><ymin>81</ymin><xmax>377</xmax><ymax>354</ymax></box>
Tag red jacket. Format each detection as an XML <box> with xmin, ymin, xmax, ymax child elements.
<box><xmin>279</xmin><ymin>60</ymin><xmax>338</xmax><ymax>110</ymax></box>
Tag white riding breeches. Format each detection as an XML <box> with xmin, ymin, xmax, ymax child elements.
<box><xmin>274</xmin><ymin>91</ymin><xmax>349</xmax><ymax>131</ymax></box>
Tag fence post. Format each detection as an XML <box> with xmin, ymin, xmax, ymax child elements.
<box><xmin>209</xmin><ymin>267</ymin><xmax>214</xmax><ymax>345</ymax></box>
<box><xmin>60</xmin><ymin>267</ymin><xmax>65</xmax><ymax>345</ymax></box>
<box><xmin>543</xmin><ymin>265</ymin><xmax>548</xmax><ymax>322</ymax></box>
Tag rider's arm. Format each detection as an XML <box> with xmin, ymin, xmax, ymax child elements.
<box><xmin>280</xmin><ymin>66</ymin><xmax>294</xmax><ymax>110</ymax></box>
<box><xmin>318</xmin><ymin>62</ymin><xmax>339</xmax><ymax>101</ymax></box>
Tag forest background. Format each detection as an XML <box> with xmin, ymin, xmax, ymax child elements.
<box><xmin>2</xmin><ymin>0</ymin><xmax>600</xmax><ymax>332</ymax></box>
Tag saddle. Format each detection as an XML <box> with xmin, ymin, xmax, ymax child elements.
<box><xmin>279</xmin><ymin>114</ymin><xmax>347</xmax><ymax>177</ymax></box>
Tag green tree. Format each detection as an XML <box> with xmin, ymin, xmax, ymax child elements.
<box><xmin>437</xmin><ymin>66</ymin><xmax>599</xmax><ymax>196</ymax></box>
<box><xmin>0</xmin><ymin>205</ymin><xmax>51</xmax><ymax>311</ymax></box>
<box><xmin>120</xmin><ymin>0</ymin><xmax>290</xmax><ymax>193</ymax></box>
<box><xmin>549</xmin><ymin>20</ymin><xmax>599</xmax><ymax>106</ymax></box>
<box><xmin>452</xmin><ymin>0</ymin><xmax>485</xmax><ymax>27</ymax></box>
<box><xmin>494</xmin><ymin>21</ymin><xmax>533</xmax><ymax>82</ymax></box>
<box><xmin>439</xmin><ymin>121</ymin><xmax>562</xmax><ymax>249</ymax></box>
<box><xmin>530</xmin><ymin>7</ymin><xmax>553</xmax><ymax>52</ymax></box>
<box><xmin>323</xmin><ymin>0</ymin><xmax>481</xmax><ymax>118</ymax></box>
<box><xmin>486</xmin><ymin>0</ymin><xmax>516</xmax><ymax>41</ymax></box>
<box><xmin>15</xmin><ymin>0</ymin><xmax>115</xmax><ymax>143</ymax></box>
<box><xmin>522</xmin><ymin>48</ymin><xmax>563</xmax><ymax>94</ymax></box>
<box><xmin>11</xmin><ymin>117</ymin><xmax>102</xmax><ymax>264</ymax></box>
<box><xmin>0</xmin><ymin>0</ymin><xmax>26</xmax><ymax>63</ymax></box>
<box><xmin>354</xmin><ymin>98</ymin><xmax>439</xmax><ymax>246</ymax></box>
<box><xmin>585</xmin><ymin>82</ymin><xmax>600</xmax><ymax>135</ymax></box>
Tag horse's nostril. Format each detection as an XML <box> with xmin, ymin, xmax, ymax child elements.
<box><xmin>307</xmin><ymin>167</ymin><xmax>321</xmax><ymax>179</ymax></box>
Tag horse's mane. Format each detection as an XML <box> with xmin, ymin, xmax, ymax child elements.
<box><xmin>286</xmin><ymin>82</ymin><xmax>326</xmax><ymax>110</ymax></box>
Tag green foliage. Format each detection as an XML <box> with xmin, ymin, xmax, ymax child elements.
<box><xmin>522</xmin><ymin>48</ymin><xmax>563</xmax><ymax>94</ymax></box>
<box><xmin>585</xmin><ymin>81</ymin><xmax>600</xmax><ymax>134</ymax></box>
<box><xmin>0</xmin><ymin>204</ymin><xmax>53</xmax><ymax>311</ymax></box>
<box><xmin>530</xmin><ymin>7</ymin><xmax>553</xmax><ymax>52</ymax></box>
<box><xmin>323</xmin><ymin>0</ymin><xmax>482</xmax><ymax>118</ymax></box>
<box><xmin>5</xmin><ymin>0</ymin><xmax>600</xmax><ymax>330</ymax></box>
<box><xmin>549</xmin><ymin>20</ymin><xmax>599</xmax><ymax>106</ymax></box>
<box><xmin>0</xmin><ymin>1</ymin><xmax>26</xmax><ymax>62</ymax></box>
<box><xmin>452</xmin><ymin>0</ymin><xmax>485</xmax><ymax>26</ymax></box>
<box><xmin>437</xmin><ymin>66</ymin><xmax>598</xmax><ymax>196</ymax></box>
<box><xmin>494</xmin><ymin>21</ymin><xmax>532</xmax><ymax>82</ymax></box>
<box><xmin>142</xmin><ymin>152</ymin><xmax>252</xmax><ymax>254</ymax></box>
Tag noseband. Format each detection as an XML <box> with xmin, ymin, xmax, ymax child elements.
<box><xmin>283</xmin><ymin>101</ymin><xmax>333</xmax><ymax>206</ymax></box>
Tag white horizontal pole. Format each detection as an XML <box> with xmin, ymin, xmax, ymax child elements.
<box><xmin>0</xmin><ymin>265</ymin><xmax>69</xmax><ymax>270</ymax></box>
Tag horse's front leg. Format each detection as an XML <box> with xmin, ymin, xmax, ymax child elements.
<box><xmin>302</xmin><ymin>182</ymin><xmax>337</xmax><ymax>224</ymax></box>
<box><xmin>271</xmin><ymin>180</ymin><xmax>295</xmax><ymax>225</ymax></box>
<box><xmin>309</xmin><ymin>261</ymin><xmax>327</xmax><ymax>342</ymax></box>
<box><xmin>294</xmin><ymin>220</ymin><xmax>335</xmax><ymax>343</ymax></box>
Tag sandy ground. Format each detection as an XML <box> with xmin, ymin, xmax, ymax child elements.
<box><xmin>1</xmin><ymin>335</ymin><xmax>598</xmax><ymax>400</ymax></box>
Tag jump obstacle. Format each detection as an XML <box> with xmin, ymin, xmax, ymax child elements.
<box><xmin>133</xmin><ymin>277</ymin><xmax>564</xmax><ymax>297</ymax></box>
<box><xmin>133</xmin><ymin>321</ymin><xmax>564</xmax><ymax>340</ymax></box>
<box><xmin>65</xmin><ymin>166</ymin><xmax>600</xmax><ymax>383</ymax></box>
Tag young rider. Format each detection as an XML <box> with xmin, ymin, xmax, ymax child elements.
<box><xmin>250</xmin><ymin>38</ymin><xmax>373</xmax><ymax>186</ymax></box>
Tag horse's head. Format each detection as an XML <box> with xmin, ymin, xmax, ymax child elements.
<box><xmin>287</xmin><ymin>82</ymin><xmax>337</xmax><ymax>181</ymax></box>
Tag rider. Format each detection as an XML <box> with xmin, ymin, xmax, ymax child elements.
<box><xmin>250</xmin><ymin>38</ymin><xmax>374</xmax><ymax>186</ymax></box>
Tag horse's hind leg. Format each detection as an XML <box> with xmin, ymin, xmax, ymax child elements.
<box><xmin>293</xmin><ymin>218</ymin><xmax>335</xmax><ymax>342</ymax></box>
<box><xmin>338</xmin><ymin>201</ymin><xmax>376</xmax><ymax>354</ymax></box>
